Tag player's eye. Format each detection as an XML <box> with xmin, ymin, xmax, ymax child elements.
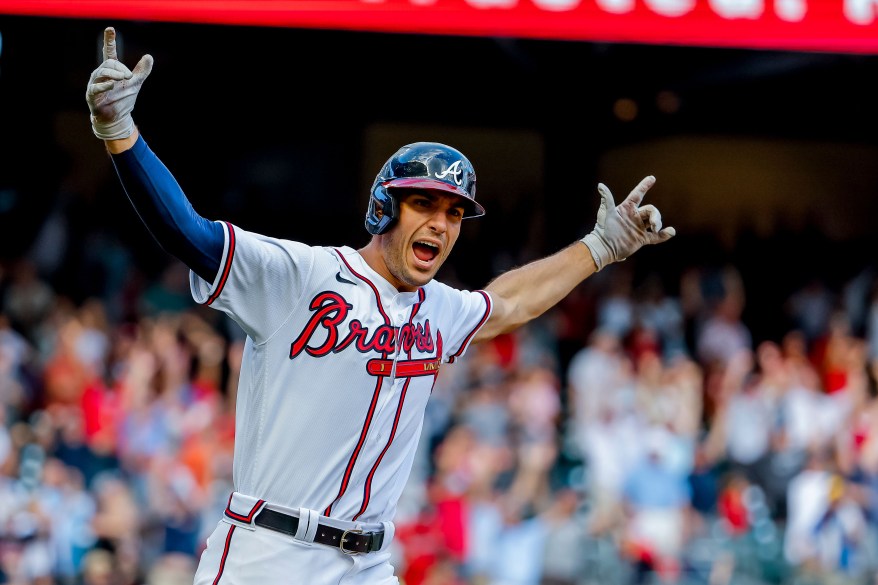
<box><xmin>448</xmin><ymin>207</ymin><xmax>464</xmax><ymax>219</ymax></box>
<box><xmin>410</xmin><ymin>197</ymin><xmax>434</xmax><ymax>209</ymax></box>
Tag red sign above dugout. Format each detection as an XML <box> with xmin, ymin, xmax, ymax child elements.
<box><xmin>1</xmin><ymin>0</ymin><xmax>876</xmax><ymax>53</ymax></box>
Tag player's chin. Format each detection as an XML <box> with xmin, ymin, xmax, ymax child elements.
<box><xmin>407</xmin><ymin>259</ymin><xmax>441</xmax><ymax>286</ymax></box>
<box><xmin>408</xmin><ymin>267</ymin><xmax>437</xmax><ymax>287</ymax></box>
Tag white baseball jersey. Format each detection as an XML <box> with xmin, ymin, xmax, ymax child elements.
<box><xmin>190</xmin><ymin>222</ymin><xmax>493</xmax><ymax>524</ymax></box>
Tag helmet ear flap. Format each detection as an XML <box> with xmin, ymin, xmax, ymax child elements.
<box><xmin>365</xmin><ymin>185</ymin><xmax>398</xmax><ymax>235</ymax></box>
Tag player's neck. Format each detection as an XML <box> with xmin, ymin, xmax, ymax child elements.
<box><xmin>358</xmin><ymin>241</ymin><xmax>416</xmax><ymax>293</ymax></box>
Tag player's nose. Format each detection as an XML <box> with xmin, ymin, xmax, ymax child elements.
<box><xmin>425</xmin><ymin>208</ymin><xmax>449</xmax><ymax>233</ymax></box>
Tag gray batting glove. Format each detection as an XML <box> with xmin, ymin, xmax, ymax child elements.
<box><xmin>580</xmin><ymin>176</ymin><xmax>676</xmax><ymax>271</ymax></box>
<box><xmin>85</xmin><ymin>27</ymin><xmax>153</xmax><ymax>140</ymax></box>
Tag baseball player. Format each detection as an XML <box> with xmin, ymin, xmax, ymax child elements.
<box><xmin>85</xmin><ymin>26</ymin><xmax>675</xmax><ymax>585</ymax></box>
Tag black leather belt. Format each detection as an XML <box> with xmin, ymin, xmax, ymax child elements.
<box><xmin>253</xmin><ymin>508</ymin><xmax>384</xmax><ymax>555</ymax></box>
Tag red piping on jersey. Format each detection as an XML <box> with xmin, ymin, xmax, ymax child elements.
<box><xmin>206</xmin><ymin>221</ymin><xmax>236</xmax><ymax>306</ymax></box>
<box><xmin>333</xmin><ymin>249</ymin><xmax>392</xmax><ymax>327</ymax></box>
<box><xmin>211</xmin><ymin>524</ymin><xmax>235</xmax><ymax>585</ymax></box>
<box><xmin>448</xmin><ymin>290</ymin><xmax>491</xmax><ymax>364</ymax></box>
<box><xmin>353</xmin><ymin>377</ymin><xmax>412</xmax><ymax>521</ymax></box>
<box><xmin>223</xmin><ymin>493</ymin><xmax>265</xmax><ymax>523</ymax></box>
<box><xmin>324</xmin><ymin>375</ymin><xmax>385</xmax><ymax>517</ymax></box>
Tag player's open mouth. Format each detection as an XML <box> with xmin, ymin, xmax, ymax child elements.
<box><xmin>412</xmin><ymin>240</ymin><xmax>440</xmax><ymax>264</ymax></box>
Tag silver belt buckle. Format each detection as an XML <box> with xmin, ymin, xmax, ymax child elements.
<box><xmin>339</xmin><ymin>529</ymin><xmax>364</xmax><ymax>555</ymax></box>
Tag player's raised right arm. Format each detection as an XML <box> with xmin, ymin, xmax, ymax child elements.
<box><xmin>86</xmin><ymin>27</ymin><xmax>224</xmax><ymax>283</ymax></box>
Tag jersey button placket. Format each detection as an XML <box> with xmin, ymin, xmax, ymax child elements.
<box><xmin>390</xmin><ymin>308</ymin><xmax>406</xmax><ymax>381</ymax></box>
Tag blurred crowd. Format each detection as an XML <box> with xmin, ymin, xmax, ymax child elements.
<box><xmin>2</xmin><ymin>242</ymin><xmax>878</xmax><ymax>585</ymax></box>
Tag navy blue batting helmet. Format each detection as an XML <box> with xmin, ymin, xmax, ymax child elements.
<box><xmin>365</xmin><ymin>142</ymin><xmax>485</xmax><ymax>235</ymax></box>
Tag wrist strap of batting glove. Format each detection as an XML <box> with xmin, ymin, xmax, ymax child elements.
<box><xmin>91</xmin><ymin>113</ymin><xmax>135</xmax><ymax>141</ymax></box>
<box><xmin>581</xmin><ymin>232</ymin><xmax>613</xmax><ymax>272</ymax></box>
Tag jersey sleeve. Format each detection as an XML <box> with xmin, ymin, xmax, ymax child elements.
<box><xmin>435</xmin><ymin>286</ymin><xmax>493</xmax><ymax>364</ymax></box>
<box><xmin>189</xmin><ymin>222</ymin><xmax>316</xmax><ymax>343</ymax></box>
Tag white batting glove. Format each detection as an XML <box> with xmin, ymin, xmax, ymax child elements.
<box><xmin>85</xmin><ymin>27</ymin><xmax>153</xmax><ymax>140</ymax></box>
<box><xmin>580</xmin><ymin>175</ymin><xmax>676</xmax><ymax>271</ymax></box>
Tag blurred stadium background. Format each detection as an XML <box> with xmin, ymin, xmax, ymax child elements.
<box><xmin>1</xmin><ymin>5</ymin><xmax>878</xmax><ymax>585</ymax></box>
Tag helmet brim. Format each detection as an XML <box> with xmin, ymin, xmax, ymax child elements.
<box><xmin>384</xmin><ymin>178</ymin><xmax>485</xmax><ymax>218</ymax></box>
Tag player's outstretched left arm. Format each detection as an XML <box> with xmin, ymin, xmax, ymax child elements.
<box><xmin>474</xmin><ymin>176</ymin><xmax>675</xmax><ymax>343</ymax></box>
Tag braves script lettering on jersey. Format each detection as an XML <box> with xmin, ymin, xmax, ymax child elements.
<box><xmin>190</xmin><ymin>224</ymin><xmax>491</xmax><ymax>582</ymax></box>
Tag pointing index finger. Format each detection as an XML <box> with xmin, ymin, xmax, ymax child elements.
<box><xmin>103</xmin><ymin>27</ymin><xmax>118</xmax><ymax>61</ymax></box>
<box><xmin>624</xmin><ymin>175</ymin><xmax>655</xmax><ymax>207</ymax></box>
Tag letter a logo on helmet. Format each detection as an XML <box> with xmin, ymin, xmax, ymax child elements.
<box><xmin>435</xmin><ymin>160</ymin><xmax>464</xmax><ymax>185</ymax></box>
<box><xmin>365</xmin><ymin>142</ymin><xmax>485</xmax><ymax>235</ymax></box>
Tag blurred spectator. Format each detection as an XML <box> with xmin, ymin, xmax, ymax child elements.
<box><xmin>784</xmin><ymin>443</ymin><xmax>878</xmax><ymax>584</ymax></box>
<box><xmin>144</xmin><ymin>450</ymin><xmax>204</xmax><ymax>560</ymax></box>
<box><xmin>538</xmin><ymin>489</ymin><xmax>586</xmax><ymax>585</ymax></box>
<box><xmin>113</xmin><ymin>337</ymin><xmax>175</xmax><ymax>487</ymax></box>
<box><xmin>481</xmin><ymin>496</ymin><xmax>550</xmax><ymax>585</ymax></box>
<box><xmin>842</xmin><ymin>267</ymin><xmax>874</xmax><ymax>339</ymax></box>
<box><xmin>0</xmin><ymin>314</ymin><xmax>31</xmax><ymax>420</ymax></box>
<box><xmin>660</xmin><ymin>352</ymin><xmax>703</xmax><ymax>444</ymax></box>
<box><xmin>2</xmin><ymin>260</ymin><xmax>55</xmax><ymax>342</ymax></box>
<box><xmin>0</xmin><ymin>313</ymin><xmax>31</xmax><ymax>374</ymax></box>
<box><xmin>784</xmin><ymin>448</ymin><xmax>837</xmax><ymax>570</ymax></box>
<box><xmin>398</xmin><ymin>427</ymin><xmax>480</xmax><ymax>585</ymax></box>
<box><xmin>714</xmin><ymin>349</ymin><xmax>776</xmax><ymax>486</ymax></box>
<box><xmin>632</xmin><ymin>272</ymin><xmax>687</xmax><ymax>360</ymax></box>
<box><xmin>595</xmin><ymin>266</ymin><xmax>635</xmax><ymax>339</ymax></box>
<box><xmin>579</xmin><ymin>401</ymin><xmax>642</xmax><ymax>536</ymax></box>
<box><xmin>505</xmin><ymin>364</ymin><xmax>561</xmax><ymax>508</ymax></box>
<box><xmin>42</xmin><ymin>313</ymin><xmax>96</xmax><ymax>412</ymax></box>
<box><xmin>78</xmin><ymin>548</ymin><xmax>114</xmax><ymax>585</ymax></box>
<box><xmin>138</xmin><ymin>263</ymin><xmax>195</xmax><ymax>317</ymax></box>
<box><xmin>809</xmin><ymin>475</ymin><xmax>872</xmax><ymax>585</ymax></box>
<box><xmin>620</xmin><ymin>444</ymin><xmax>693</xmax><ymax>584</ymax></box>
<box><xmin>144</xmin><ymin>553</ymin><xmax>197</xmax><ymax>585</ymax></box>
<box><xmin>395</xmin><ymin>508</ymin><xmax>464</xmax><ymax>585</ymax></box>
<box><xmin>753</xmin><ymin>341</ymin><xmax>810</xmax><ymax>517</ymax></box>
<box><xmin>717</xmin><ymin>472</ymin><xmax>750</xmax><ymax>537</ymax></box>
<box><xmin>566</xmin><ymin>327</ymin><xmax>628</xmax><ymax>431</ymax></box>
<box><xmin>786</xmin><ymin>277</ymin><xmax>836</xmax><ymax>346</ymax></box>
<box><xmin>694</xmin><ymin>268</ymin><xmax>752</xmax><ymax>373</ymax></box>
<box><xmin>89</xmin><ymin>474</ymin><xmax>142</xmax><ymax>585</ymax></box>
<box><xmin>74</xmin><ymin>299</ymin><xmax>111</xmax><ymax>379</ymax></box>
<box><xmin>811</xmin><ymin>310</ymin><xmax>859</xmax><ymax>396</ymax></box>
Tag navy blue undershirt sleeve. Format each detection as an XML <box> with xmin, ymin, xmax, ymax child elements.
<box><xmin>110</xmin><ymin>135</ymin><xmax>224</xmax><ymax>282</ymax></box>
